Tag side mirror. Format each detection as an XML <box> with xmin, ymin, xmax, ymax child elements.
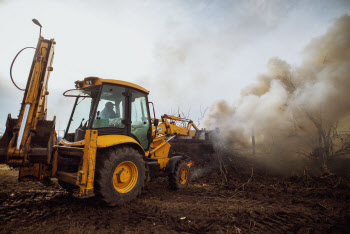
<box><xmin>154</xmin><ymin>119</ymin><xmax>159</xmax><ymax>127</ymax></box>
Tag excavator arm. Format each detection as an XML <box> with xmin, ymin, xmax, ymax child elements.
<box><xmin>0</xmin><ymin>35</ymin><xmax>56</xmax><ymax>180</ymax></box>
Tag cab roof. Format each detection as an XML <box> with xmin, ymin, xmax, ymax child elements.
<box><xmin>75</xmin><ymin>76</ymin><xmax>149</xmax><ymax>94</ymax></box>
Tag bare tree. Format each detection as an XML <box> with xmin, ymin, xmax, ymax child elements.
<box><xmin>295</xmin><ymin>106</ymin><xmax>350</xmax><ymax>175</ymax></box>
<box><xmin>279</xmin><ymin>73</ymin><xmax>347</xmax><ymax>175</ymax></box>
<box><xmin>305</xmin><ymin>110</ymin><xmax>337</xmax><ymax>174</ymax></box>
<box><xmin>197</xmin><ymin>105</ymin><xmax>208</xmax><ymax>128</ymax></box>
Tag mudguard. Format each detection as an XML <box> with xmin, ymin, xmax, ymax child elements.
<box><xmin>96</xmin><ymin>135</ymin><xmax>145</xmax><ymax>157</ymax></box>
<box><xmin>165</xmin><ymin>156</ymin><xmax>184</xmax><ymax>173</ymax></box>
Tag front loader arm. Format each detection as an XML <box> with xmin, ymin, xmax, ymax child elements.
<box><xmin>152</xmin><ymin>114</ymin><xmax>199</xmax><ymax>138</ymax></box>
<box><xmin>149</xmin><ymin>114</ymin><xmax>200</xmax><ymax>169</ymax></box>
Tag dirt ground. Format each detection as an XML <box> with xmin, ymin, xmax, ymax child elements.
<box><xmin>0</xmin><ymin>164</ymin><xmax>349</xmax><ymax>234</ymax></box>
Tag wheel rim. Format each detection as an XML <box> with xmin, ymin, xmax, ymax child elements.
<box><xmin>179</xmin><ymin>167</ymin><xmax>188</xmax><ymax>184</ymax></box>
<box><xmin>113</xmin><ymin>161</ymin><xmax>138</xmax><ymax>193</ymax></box>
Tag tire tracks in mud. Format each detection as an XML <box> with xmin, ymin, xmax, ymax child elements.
<box><xmin>133</xmin><ymin>185</ymin><xmax>345</xmax><ymax>233</ymax></box>
<box><xmin>1</xmin><ymin>187</ymin><xmax>336</xmax><ymax>233</ymax></box>
<box><xmin>0</xmin><ymin>172</ymin><xmax>349</xmax><ymax>233</ymax></box>
<box><xmin>0</xmin><ymin>190</ymin><xmax>66</xmax><ymax>224</ymax></box>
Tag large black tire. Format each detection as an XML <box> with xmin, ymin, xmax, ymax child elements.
<box><xmin>58</xmin><ymin>180</ymin><xmax>78</xmax><ymax>193</ymax></box>
<box><xmin>94</xmin><ymin>146</ymin><xmax>145</xmax><ymax>206</ymax></box>
<box><xmin>169</xmin><ymin>160</ymin><xmax>190</xmax><ymax>190</ymax></box>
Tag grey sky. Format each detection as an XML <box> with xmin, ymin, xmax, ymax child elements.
<box><xmin>0</xmin><ymin>0</ymin><xmax>349</xmax><ymax>132</ymax></box>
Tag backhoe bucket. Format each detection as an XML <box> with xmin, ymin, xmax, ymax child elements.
<box><xmin>0</xmin><ymin>115</ymin><xmax>18</xmax><ymax>163</ymax></box>
<box><xmin>29</xmin><ymin>118</ymin><xmax>56</xmax><ymax>164</ymax></box>
<box><xmin>0</xmin><ymin>114</ymin><xmax>56</xmax><ymax>166</ymax></box>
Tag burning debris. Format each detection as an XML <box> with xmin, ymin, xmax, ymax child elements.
<box><xmin>187</xmin><ymin>160</ymin><xmax>195</xmax><ymax>168</ymax></box>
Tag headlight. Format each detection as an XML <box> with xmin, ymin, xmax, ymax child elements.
<box><xmin>85</xmin><ymin>79</ymin><xmax>94</xmax><ymax>85</ymax></box>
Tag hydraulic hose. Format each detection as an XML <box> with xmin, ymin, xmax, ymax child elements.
<box><xmin>10</xmin><ymin>47</ymin><xmax>36</xmax><ymax>91</ymax></box>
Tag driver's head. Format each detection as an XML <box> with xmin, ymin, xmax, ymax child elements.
<box><xmin>105</xmin><ymin>101</ymin><xmax>114</xmax><ymax>109</ymax></box>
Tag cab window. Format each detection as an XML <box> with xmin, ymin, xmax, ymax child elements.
<box><xmin>131</xmin><ymin>90</ymin><xmax>150</xmax><ymax>149</ymax></box>
<box><xmin>93</xmin><ymin>84</ymin><xmax>125</xmax><ymax>128</ymax></box>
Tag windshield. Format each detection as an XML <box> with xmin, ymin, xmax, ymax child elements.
<box><xmin>66</xmin><ymin>86</ymin><xmax>99</xmax><ymax>135</ymax></box>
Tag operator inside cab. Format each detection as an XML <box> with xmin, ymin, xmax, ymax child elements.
<box><xmin>94</xmin><ymin>99</ymin><xmax>123</xmax><ymax>128</ymax></box>
<box><xmin>100</xmin><ymin>101</ymin><xmax>119</xmax><ymax>119</ymax></box>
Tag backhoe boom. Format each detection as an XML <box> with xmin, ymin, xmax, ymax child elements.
<box><xmin>0</xmin><ymin>36</ymin><xmax>56</xmax><ymax>172</ymax></box>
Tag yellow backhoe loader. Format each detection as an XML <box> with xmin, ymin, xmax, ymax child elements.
<box><xmin>0</xmin><ymin>20</ymin><xmax>212</xmax><ymax>206</ymax></box>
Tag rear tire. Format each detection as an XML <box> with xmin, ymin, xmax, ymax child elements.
<box><xmin>169</xmin><ymin>160</ymin><xmax>190</xmax><ymax>190</ymax></box>
<box><xmin>94</xmin><ymin>146</ymin><xmax>145</xmax><ymax>206</ymax></box>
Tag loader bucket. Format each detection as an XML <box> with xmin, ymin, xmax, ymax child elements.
<box><xmin>170</xmin><ymin>138</ymin><xmax>215</xmax><ymax>155</ymax></box>
<box><xmin>169</xmin><ymin>129</ymin><xmax>218</xmax><ymax>161</ymax></box>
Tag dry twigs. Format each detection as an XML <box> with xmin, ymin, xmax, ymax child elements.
<box><xmin>234</xmin><ymin>168</ymin><xmax>254</xmax><ymax>192</ymax></box>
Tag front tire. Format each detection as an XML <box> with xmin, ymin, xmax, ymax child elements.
<box><xmin>169</xmin><ymin>160</ymin><xmax>190</xmax><ymax>190</ymax></box>
<box><xmin>94</xmin><ymin>146</ymin><xmax>145</xmax><ymax>206</ymax></box>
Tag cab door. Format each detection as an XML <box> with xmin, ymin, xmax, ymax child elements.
<box><xmin>130</xmin><ymin>90</ymin><xmax>151</xmax><ymax>150</ymax></box>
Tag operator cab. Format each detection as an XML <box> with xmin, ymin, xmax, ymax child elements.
<box><xmin>62</xmin><ymin>77</ymin><xmax>151</xmax><ymax>150</ymax></box>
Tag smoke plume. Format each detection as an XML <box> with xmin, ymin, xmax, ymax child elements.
<box><xmin>205</xmin><ymin>15</ymin><xmax>350</xmax><ymax>174</ymax></box>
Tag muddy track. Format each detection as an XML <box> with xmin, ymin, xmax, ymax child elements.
<box><xmin>0</xmin><ymin>168</ymin><xmax>349</xmax><ymax>233</ymax></box>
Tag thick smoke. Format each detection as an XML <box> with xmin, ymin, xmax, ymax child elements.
<box><xmin>204</xmin><ymin>15</ymin><xmax>350</xmax><ymax>174</ymax></box>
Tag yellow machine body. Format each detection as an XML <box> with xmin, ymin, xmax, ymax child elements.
<box><xmin>0</xmin><ymin>33</ymin><xmax>208</xmax><ymax>201</ymax></box>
